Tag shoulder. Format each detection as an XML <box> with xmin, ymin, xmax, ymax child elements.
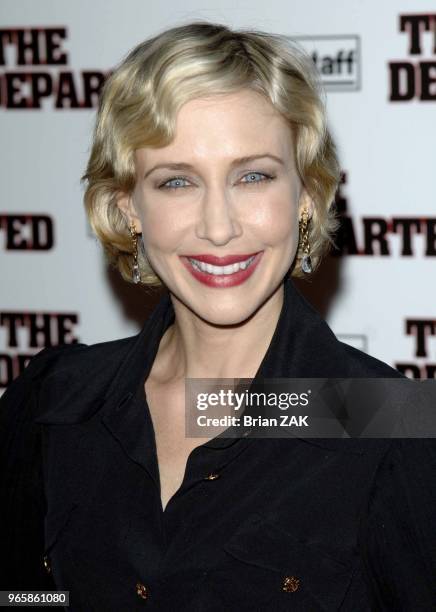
<box><xmin>0</xmin><ymin>334</ymin><xmax>138</xmax><ymax>426</ymax></box>
<box><xmin>32</xmin><ymin>335</ymin><xmax>135</xmax><ymax>377</ymax></box>
<box><xmin>358</xmin><ymin>436</ymin><xmax>436</xmax><ymax>607</ymax></box>
<box><xmin>336</xmin><ymin>339</ymin><xmax>405</xmax><ymax>379</ymax></box>
<box><xmin>3</xmin><ymin>335</ymin><xmax>136</xmax><ymax>392</ymax></box>
<box><xmin>290</xmin><ymin>285</ymin><xmax>404</xmax><ymax>379</ymax></box>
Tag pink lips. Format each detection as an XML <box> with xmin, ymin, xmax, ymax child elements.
<box><xmin>180</xmin><ymin>251</ymin><xmax>264</xmax><ymax>288</ymax></box>
<box><xmin>183</xmin><ymin>252</ymin><xmax>259</xmax><ymax>266</ymax></box>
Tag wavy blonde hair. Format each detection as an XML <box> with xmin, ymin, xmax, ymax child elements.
<box><xmin>82</xmin><ymin>20</ymin><xmax>341</xmax><ymax>286</ymax></box>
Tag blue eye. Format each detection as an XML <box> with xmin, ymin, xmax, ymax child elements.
<box><xmin>159</xmin><ymin>176</ymin><xmax>191</xmax><ymax>190</ymax></box>
<box><xmin>158</xmin><ymin>172</ymin><xmax>275</xmax><ymax>190</ymax></box>
<box><xmin>241</xmin><ymin>172</ymin><xmax>274</xmax><ymax>185</ymax></box>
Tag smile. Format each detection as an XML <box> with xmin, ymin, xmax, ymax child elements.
<box><xmin>188</xmin><ymin>255</ymin><xmax>256</xmax><ymax>275</ymax></box>
<box><xmin>180</xmin><ymin>252</ymin><xmax>264</xmax><ymax>288</ymax></box>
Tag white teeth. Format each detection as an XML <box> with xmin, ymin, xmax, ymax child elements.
<box><xmin>189</xmin><ymin>255</ymin><xmax>256</xmax><ymax>276</ymax></box>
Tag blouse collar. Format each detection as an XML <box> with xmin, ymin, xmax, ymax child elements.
<box><xmin>34</xmin><ymin>276</ymin><xmax>392</xmax><ymax>455</ymax></box>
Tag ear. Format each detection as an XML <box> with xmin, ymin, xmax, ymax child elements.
<box><xmin>116</xmin><ymin>192</ymin><xmax>143</xmax><ymax>234</ymax></box>
<box><xmin>298</xmin><ymin>187</ymin><xmax>315</xmax><ymax>221</ymax></box>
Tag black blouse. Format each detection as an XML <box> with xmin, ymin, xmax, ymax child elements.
<box><xmin>1</xmin><ymin>277</ymin><xmax>435</xmax><ymax>611</ymax></box>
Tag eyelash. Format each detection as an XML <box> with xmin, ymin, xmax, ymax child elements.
<box><xmin>158</xmin><ymin>172</ymin><xmax>276</xmax><ymax>190</ymax></box>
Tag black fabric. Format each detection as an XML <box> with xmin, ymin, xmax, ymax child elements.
<box><xmin>0</xmin><ymin>277</ymin><xmax>435</xmax><ymax>611</ymax></box>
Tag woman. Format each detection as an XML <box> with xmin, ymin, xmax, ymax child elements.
<box><xmin>1</xmin><ymin>21</ymin><xmax>435</xmax><ymax>611</ymax></box>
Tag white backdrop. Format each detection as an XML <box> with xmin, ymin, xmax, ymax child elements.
<box><xmin>1</xmin><ymin>0</ymin><xmax>435</xmax><ymax>392</ymax></box>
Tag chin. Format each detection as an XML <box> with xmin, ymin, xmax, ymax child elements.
<box><xmin>165</xmin><ymin>265</ymin><xmax>284</xmax><ymax>325</ymax></box>
<box><xmin>196</xmin><ymin>307</ymin><xmax>257</xmax><ymax>327</ymax></box>
<box><xmin>212</xmin><ymin>306</ymin><xmax>254</xmax><ymax>325</ymax></box>
<box><xmin>192</xmin><ymin>290</ymin><xmax>269</xmax><ymax>327</ymax></box>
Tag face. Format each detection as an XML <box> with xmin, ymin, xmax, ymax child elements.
<box><xmin>118</xmin><ymin>88</ymin><xmax>313</xmax><ymax>325</ymax></box>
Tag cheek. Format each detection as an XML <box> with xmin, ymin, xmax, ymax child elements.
<box><xmin>141</xmin><ymin>204</ymin><xmax>186</xmax><ymax>254</ymax></box>
<box><xmin>251</xmin><ymin>196</ymin><xmax>299</xmax><ymax>245</ymax></box>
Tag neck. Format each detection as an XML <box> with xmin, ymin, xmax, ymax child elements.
<box><xmin>150</xmin><ymin>282</ymin><xmax>285</xmax><ymax>382</ymax></box>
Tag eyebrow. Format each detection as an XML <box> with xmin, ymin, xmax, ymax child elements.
<box><xmin>143</xmin><ymin>153</ymin><xmax>285</xmax><ymax>179</ymax></box>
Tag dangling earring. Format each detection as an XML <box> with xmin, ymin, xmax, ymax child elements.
<box><xmin>129</xmin><ymin>222</ymin><xmax>141</xmax><ymax>284</ymax></box>
<box><xmin>299</xmin><ymin>207</ymin><xmax>312</xmax><ymax>274</ymax></box>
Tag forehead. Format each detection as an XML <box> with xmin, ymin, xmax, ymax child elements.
<box><xmin>135</xmin><ymin>89</ymin><xmax>294</xmax><ymax>167</ymax></box>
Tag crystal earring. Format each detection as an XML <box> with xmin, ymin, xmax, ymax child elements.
<box><xmin>129</xmin><ymin>222</ymin><xmax>141</xmax><ymax>284</ymax></box>
<box><xmin>299</xmin><ymin>207</ymin><xmax>312</xmax><ymax>274</ymax></box>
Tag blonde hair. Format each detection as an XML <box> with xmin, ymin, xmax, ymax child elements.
<box><xmin>82</xmin><ymin>20</ymin><xmax>341</xmax><ymax>286</ymax></box>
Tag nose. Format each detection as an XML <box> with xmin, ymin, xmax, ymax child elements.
<box><xmin>195</xmin><ymin>184</ymin><xmax>243</xmax><ymax>245</ymax></box>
